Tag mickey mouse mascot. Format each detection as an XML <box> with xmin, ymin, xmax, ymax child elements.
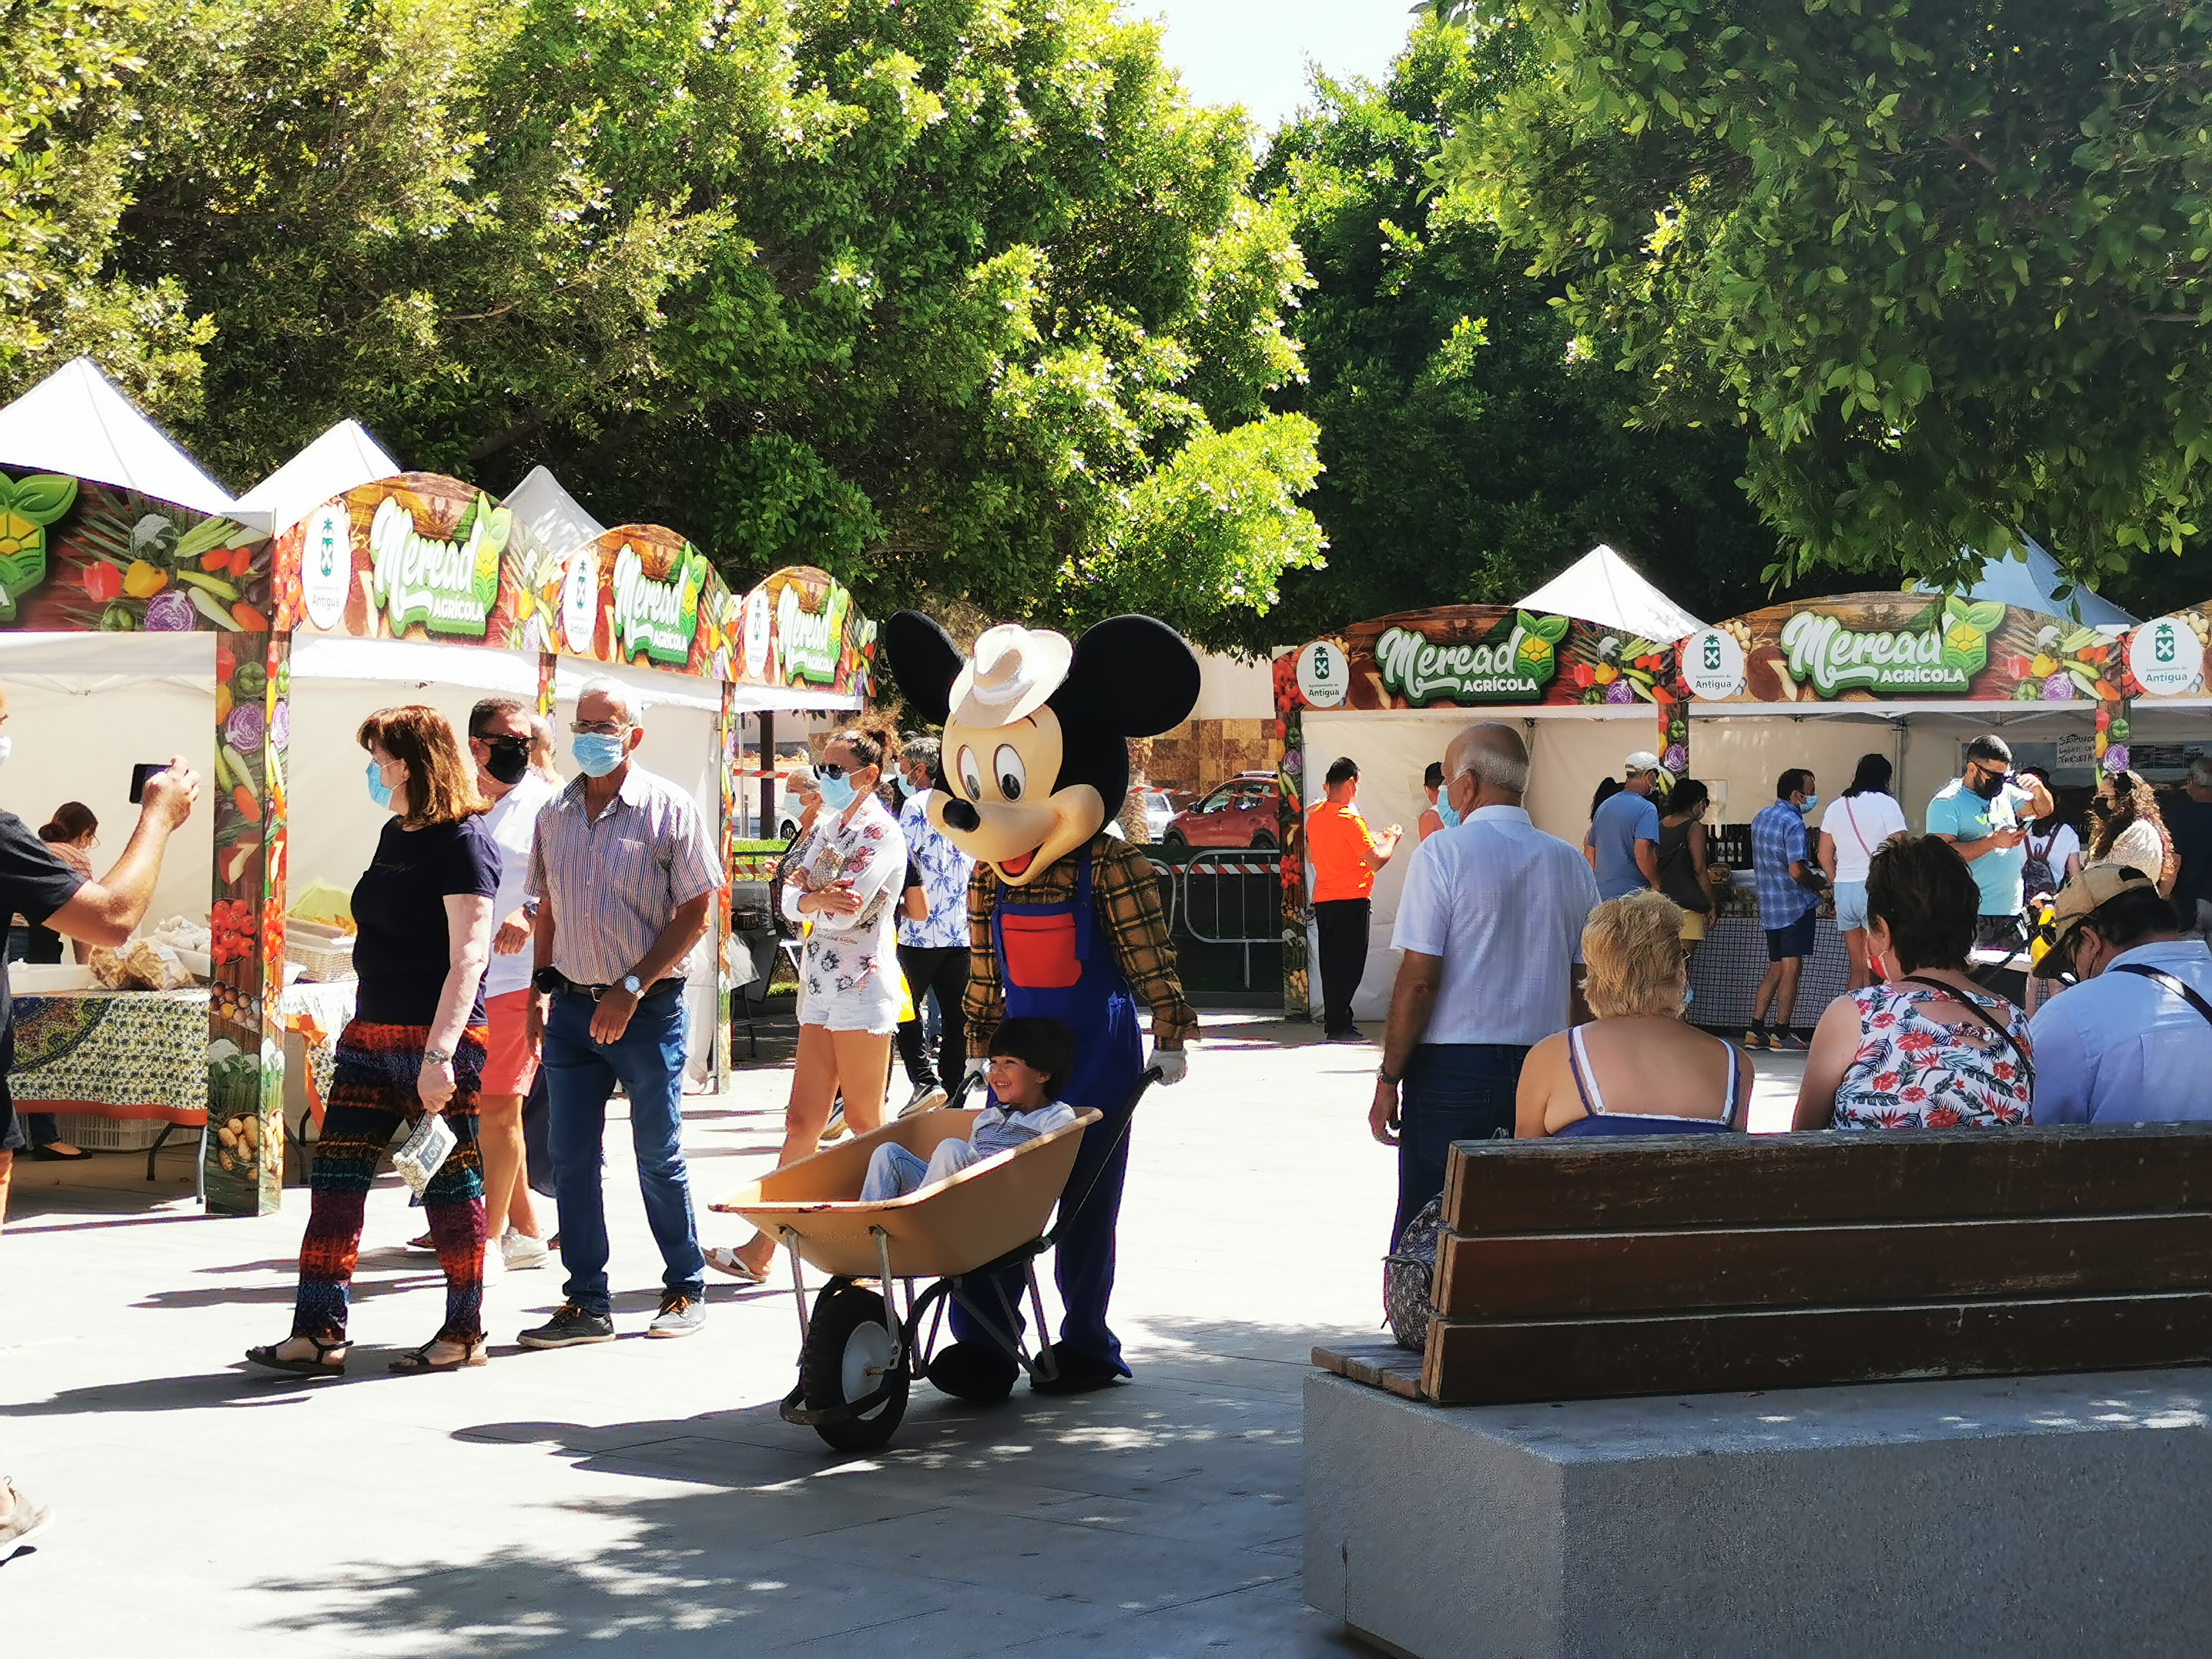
<box><xmin>885</xmin><ymin>611</ymin><xmax>1200</xmax><ymax>1399</ymax></box>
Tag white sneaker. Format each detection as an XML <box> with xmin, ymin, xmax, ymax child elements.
<box><xmin>501</xmin><ymin>1230</ymin><xmax>553</xmax><ymax>1272</ymax></box>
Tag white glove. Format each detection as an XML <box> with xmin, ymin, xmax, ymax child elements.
<box><xmin>1149</xmin><ymin>1048</ymin><xmax>1188</xmax><ymax>1085</ymax></box>
<box><xmin>962</xmin><ymin>1057</ymin><xmax>991</xmax><ymax>1098</ymax></box>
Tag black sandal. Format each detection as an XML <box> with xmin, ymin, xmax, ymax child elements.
<box><xmin>388</xmin><ymin>1336</ymin><xmax>489</xmax><ymax>1373</ymax></box>
<box><xmin>244</xmin><ymin>1334</ymin><xmax>349</xmax><ymax>1376</ymax></box>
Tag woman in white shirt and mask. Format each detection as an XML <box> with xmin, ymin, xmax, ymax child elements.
<box><xmin>1818</xmin><ymin>753</ymin><xmax>1910</xmax><ymax>991</ymax></box>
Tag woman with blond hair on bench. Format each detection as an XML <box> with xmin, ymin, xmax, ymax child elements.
<box><xmin>1515</xmin><ymin>890</ymin><xmax>1752</xmax><ymax>1138</ymax></box>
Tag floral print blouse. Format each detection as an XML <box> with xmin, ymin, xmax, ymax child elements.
<box><xmin>1832</xmin><ymin>981</ymin><xmax>2034</xmax><ymax>1130</ymax></box>
<box><xmin>780</xmin><ymin>794</ymin><xmax>907</xmax><ymax>1000</ymax></box>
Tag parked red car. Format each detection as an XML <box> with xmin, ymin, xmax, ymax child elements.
<box><xmin>1161</xmin><ymin>772</ymin><xmax>1281</xmax><ymax>848</ymax></box>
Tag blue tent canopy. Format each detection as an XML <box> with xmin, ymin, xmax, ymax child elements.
<box><xmin>1917</xmin><ymin>534</ymin><xmax>2137</xmax><ymax>629</ymax></box>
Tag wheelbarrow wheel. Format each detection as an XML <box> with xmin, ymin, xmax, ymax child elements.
<box><xmin>802</xmin><ymin>1283</ymin><xmax>908</xmax><ymax>1452</ymax></box>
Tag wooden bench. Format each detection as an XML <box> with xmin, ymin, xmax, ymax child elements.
<box><xmin>1318</xmin><ymin>1124</ymin><xmax>2212</xmax><ymax>1406</ymax></box>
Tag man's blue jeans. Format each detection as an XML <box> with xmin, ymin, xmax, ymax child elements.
<box><xmin>544</xmin><ymin>987</ymin><xmax>704</xmax><ymax>1315</ymax></box>
<box><xmin>1393</xmin><ymin>1042</ymin><xmax>1530</xmax><ymax>1247</ymax></box>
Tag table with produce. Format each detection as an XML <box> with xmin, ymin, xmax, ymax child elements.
<box><xmin>8</xmin><ymin>913</ymin><xmax>356</xmax><ymax>1131</ymax></box>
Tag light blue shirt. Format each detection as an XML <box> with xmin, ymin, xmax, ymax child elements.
<box><xmin>1392</xmin><ymin>805</ymin><xmax>1599</xmax><ymax>1048</ymax></box>
<box><xmin>1589</xmin><ymin>789</ymin><xmax>1660</xmax><ymax>900</ymax></box>
<box><xmin>1926</xmin><ymin>778</ymin><xmax>2035</xmax><ymax>917</ymax></box>
<box><xmin>2028</xmin><ymin>939</ymin><xmax>2212</xmax><ymax>1123</ymax></box>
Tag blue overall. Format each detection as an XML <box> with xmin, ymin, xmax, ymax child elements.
<box><xmin>951</xmin><ymin>845</ymin><xmax>1144</xmax><ymax>1374</ymax></box>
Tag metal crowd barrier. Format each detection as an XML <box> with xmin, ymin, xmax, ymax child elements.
<box><xmin>1153</xmin><ymin>847</ymin><xmax>1281</xmax><ymax>990</ymax></box>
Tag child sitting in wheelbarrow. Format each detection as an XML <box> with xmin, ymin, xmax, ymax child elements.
<box><xmin>860</xmin><ymin>1017</ymin><xmax>1078</xmax><ymax>1201</ymax></box>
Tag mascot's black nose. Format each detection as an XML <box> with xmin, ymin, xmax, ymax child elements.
<box><xmin>941</xmin><ymin>798</ymin><xmax>980</xmax><ymax>831</ymax></box>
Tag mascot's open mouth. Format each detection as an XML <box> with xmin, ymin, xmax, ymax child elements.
<box><xmin>998</xmin><ymin>850</ymin><xmax>1037</xmax><ymax>877</ymax></box>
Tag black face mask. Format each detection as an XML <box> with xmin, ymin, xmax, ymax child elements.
<box><xmin>482</xmin><ymin>737</ymin><xmax>529</xmax><ymax>786</ymax></box>
<box><xmin>1968</xmin><ymin>769</ymin><xmax>2006</xmax><ymax>801</ymax></box>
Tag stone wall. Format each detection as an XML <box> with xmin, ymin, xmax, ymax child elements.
<box><xmin>1147</xmin><ymin>717</ymin><xmax>1277</xmax><ymax>797</ymax></box>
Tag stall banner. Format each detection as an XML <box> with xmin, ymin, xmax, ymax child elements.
<box><xmin>0</xmin><ymin>469</ymin><xmax>272</xmax><ymax>632</ymax></box>
<box><xmin>745</xmin><ymin>565</ymin><xmax>878</xmax><ymax>700</ymax></box>
<box><xmin>205</xmin><ymin>629</ymin><xmax>290</xmax><ymax>1217</ymax></box>
<box><xmin>2120</xmin><ymin>610</ymin><xmax>2210</xmax><ymax>700</ymax></box>
<box><xmin>1684</xmin><ymin>594</ymin><xmax>2127</xmax><ymax>706</ymax></box>
<box><xmin>279</xmin><ymin>474</ymin><xmax>525</xmax><ymax>647</ymax></box>
<box><xmin>548</xmin><ymin>524</ymin><xmax>737</xmax><ymax>679</ymax></box>
<box><xmin>1281</xmin><ymin>606</ymin><xmax>1682</xmax><ymax>713</ymax></box>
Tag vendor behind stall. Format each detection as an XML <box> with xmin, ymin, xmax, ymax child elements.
<box><xmin>0</xmin><ymin>683</ymin><xmax>201</xmax><ymax>1228</ymax></box>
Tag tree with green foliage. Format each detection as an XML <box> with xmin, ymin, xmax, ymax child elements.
<box><xmin>1242</xmin><ymin>23</ymin><xmax>1775</xmax><ymax>649</ymax></box>
<box><xmin>1447</xmin><ymin>0</ymin><xmax>2212</xmax><ymax>602</ymax></box>
<box><xmin>27</xmin><ymin>0</ymin><xmax>1322</xmax><ymax>646</ymax></box>
<box><xmin>0</xmin><ymin>0</ymin><xmax>210</xmax><ymax>412</ymax></box>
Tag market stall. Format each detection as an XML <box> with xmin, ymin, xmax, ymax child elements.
<box><xmin>0</xmin><ymin>358</ymin><xmax>882</xmax><ymax>1216</ymax></box>
<box><xmin>1275</xmin><ymin>570</ymin><xmax>2179</xmax><ymax>1025</ymax></box>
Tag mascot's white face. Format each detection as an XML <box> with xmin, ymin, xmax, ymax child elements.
<box><xmin>930</xmin><ymin>708</ymin><xmax>1101</xmax><ymax>886</ymax></box>
<box><xmin>883</xmin><ymin>610</ymin><xmax>1202</xmax><ymax>890</ymax></box>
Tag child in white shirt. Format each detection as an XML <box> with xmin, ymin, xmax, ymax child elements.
<box><xmin>861</xmin><ymin>1017</ymin><xmax>1079</xmax><ymax>1201</ymax></box>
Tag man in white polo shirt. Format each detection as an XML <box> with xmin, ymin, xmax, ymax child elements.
<box><xmin>1370</xmin><ymin>722</ymin><xmax>1599</xmax><ymax>1246</ymax></box>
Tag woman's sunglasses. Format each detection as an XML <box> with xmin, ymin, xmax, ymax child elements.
<box><xmin>817</xmin><ymin>761</ymin><xmax>874</xmax><ymax>782</ymax></box>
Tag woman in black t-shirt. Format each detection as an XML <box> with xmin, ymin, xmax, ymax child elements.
<box><xmin>249</xmin><ymin>705</ymin><xmax>500</xmax><ymax>1378</ymax></box>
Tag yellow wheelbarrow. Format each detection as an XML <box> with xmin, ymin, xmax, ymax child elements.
<box><xmin>718</xmin><ymin>1069</ymin><xmax>1159</xmax><ymax>1452</ymax></box>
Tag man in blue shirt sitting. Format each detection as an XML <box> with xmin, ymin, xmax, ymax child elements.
<box><xmin>1588</xmin><ymin>750</ymin><xmax>1664</xmax><ymax>900</ymax></box>
<box><xmin>2029</xmin><ymin>865</ymin><xmax>2212</xmax><ymax>1122</ymax></box>
<box><xmin>1746</xmin><ymin>768</ymin><xmax>1826</xmax><ymax>1051</ymax></box>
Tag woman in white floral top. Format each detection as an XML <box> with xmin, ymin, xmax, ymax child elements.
<box><xmin>711</xmin><ymin>720</ymin><xmax>909</xmax><ymax>1282</ymax></box>
<box><xmin>1796</xmin><ymin>835</ymin><xmax>2033</xmax><ymax>1130</ymax></box>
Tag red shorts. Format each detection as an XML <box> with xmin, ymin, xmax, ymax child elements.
<box><xmin>480</xmin><ymin>988</ymin><xmax>541</xmax><ymax>1096</ymax></box>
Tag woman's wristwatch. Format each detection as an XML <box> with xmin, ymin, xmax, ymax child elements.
<box><xmin>424</xmin><ymin>1049</ymin><xmax>454</xmax><ymax>1067</ymax></box>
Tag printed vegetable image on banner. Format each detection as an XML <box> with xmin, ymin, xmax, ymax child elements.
<box><xmin>1279</xmin><ymin>606</ymin><xmax>1680</xmax><ymax>711</ymax></box>
<box><xmin>276</xmin><ymin>473</ymin><xmax>525</xmax><ymax>647</ymax></box>
<box><xmin>548</xmin><ymin>524</ymin><xmax>745</xmax><ymax>681</ymax></box>
<box><xmin>1687</xmin><ymin>595</ymin><xmax>2127</xmax><ymax>705</ymax></box>
<box><xmin>205</xmin><ymin>629</ymin><xmax>290</xmax><ymax>1218</ymax></box>
<box><xmin>0</xmin><ymin>470</ymin><xmax>272</xmax><ymax>632</ymax></box>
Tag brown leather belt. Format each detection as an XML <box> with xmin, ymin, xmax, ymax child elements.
<box><xmin>554</xmin><ymin>973</ymin><xmax>683</xmax><ymax>1003</ymax></box>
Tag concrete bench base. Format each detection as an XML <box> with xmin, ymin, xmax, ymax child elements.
<box><xmin>1304</xmin><ymin>1367</ymin><xmax>2212</xmax><ymax>1657</ymax></box>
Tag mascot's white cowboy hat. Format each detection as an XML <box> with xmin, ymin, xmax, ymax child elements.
<box><xmin>948</xmin><ymin>623</ymin><xmax>1075</xmax><ymax>729</ymax></box>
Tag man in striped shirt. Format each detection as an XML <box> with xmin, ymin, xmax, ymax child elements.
<box><xmin>518</xmin><ymin>678</ymin><xmax>722</xmax><ymax>1350</ymax></box>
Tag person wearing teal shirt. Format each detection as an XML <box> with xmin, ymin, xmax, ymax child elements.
<box><xmin>1925</xmin><ymin>734</ymin><xmax>2055</xmax><ymax>947</ymax></box>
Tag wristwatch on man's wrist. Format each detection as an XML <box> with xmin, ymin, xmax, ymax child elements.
<box><xmin>1376</xmin><ymin>1064</ymin><xmax>1401</xmax><ymax>1087</ymax></box>
<box><xmin>620</xmin><ymin>973</ymin><xmax>643</xmax><ymax>997</ymax></box>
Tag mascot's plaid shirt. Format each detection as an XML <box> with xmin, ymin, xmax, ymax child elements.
<box><xmin>961</xmin><ymin>834</ymin><xmax>1199</xmax><ymax>1056</ymax></box>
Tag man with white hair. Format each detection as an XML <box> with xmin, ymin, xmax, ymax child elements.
<box><xmin>1369</xmin><ymin>722</ymin><xmax>1598</xmax><ymax>1247</ymax></box>
<box><xmin>2170</xmin><ymin>756</ymin><xmax>2212</xmax><ymax>936</ymax></box>
<box><xmin>519</xmin><ymin>677</ymin><xmax>722</xmax><ymax>1349</ymax></box>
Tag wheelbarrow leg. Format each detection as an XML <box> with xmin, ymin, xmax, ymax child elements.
<box><xmin>782</xmin><ymin>1227</ymin><xmax>809</xmax><ymax>1343</ymax></box>
<box><xmin>1024</xmin><ymin>1264</ymin><xmax>1057</xmax><ymax>1384</ymax></box>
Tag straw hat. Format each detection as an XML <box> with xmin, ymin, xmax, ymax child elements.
<box><xmin>949</xmin><ymin>624</ymin><xmax>1074</xmax><ymax>730</ymax></box>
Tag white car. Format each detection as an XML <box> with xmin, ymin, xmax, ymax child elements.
<box><xmin>1142</xmin><ymin>788</ymin><xmax>1183</xmax><ymax>842</ymax></box>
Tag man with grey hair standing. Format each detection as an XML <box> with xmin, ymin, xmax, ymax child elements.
<box><xmin>1370</xmin><ymin>722</ymin><xmax>1598</xmax><ymax>1246</ymax></box>
<box><xmin>2169</xmin><ymin>756</ymin><xmax>2212</xmax><ymax>935</ymax></box>
<box><xmin>519</xmin><ymin>677</ymin><xmax>722</xmax><ymax>1348</ymax></box>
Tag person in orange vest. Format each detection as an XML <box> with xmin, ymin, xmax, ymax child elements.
<box><xmin>1305</xmin><ymin>757</ymin><xmax>1402</xmax><ymax>1042</ymax></box>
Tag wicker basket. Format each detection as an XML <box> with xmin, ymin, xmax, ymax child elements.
<box><xmin>284</xmin><ymin>920</ymin><xmax>356</xmax><ymax>982</ymax></box>
<box><xmin>55</xmin><ymin>1113</ymin><xmax>178</xmax><ymax>1153</ymax></box>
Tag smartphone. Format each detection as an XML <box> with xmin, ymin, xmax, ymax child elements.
<box><xmin>129</xmin><ymin>762</ymin><xmax>167</xmax><ymax>805</ymax></box>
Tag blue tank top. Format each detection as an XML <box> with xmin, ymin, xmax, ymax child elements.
<box><xmin>1551</xmin><ymin>1024</ymin><xmax>1741</xmax><ymax>1137</ymax></box>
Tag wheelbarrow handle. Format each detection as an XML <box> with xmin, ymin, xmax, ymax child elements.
<box><xmin>1045</xmin><ymin>1065</ymin><xmax>1162</xmax><ymax>1248</ymax></box>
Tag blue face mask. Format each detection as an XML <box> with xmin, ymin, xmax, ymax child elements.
<box><xmin>1438</xmin><ymin>799</ymin><xmax>1461</xmax><ymax>830</ymax></box>
<box><xmin>1798</xmin><ymin>793</ymin><xmax>1820</xmax><ymax>815</ymax></box>
<box><xmin>571</xmin><ymin>732</ymin><xmax>626</xmax><ymax>778</ymax></box>
<box><xmin>817</xmin><ymin>771</ymin><xmax>857</xmax><ymax>811</ymax></box>
<box><xmin>366</xmin><ymin>759</ymin><xmax>395</xmax><ymax>811</ymax></box>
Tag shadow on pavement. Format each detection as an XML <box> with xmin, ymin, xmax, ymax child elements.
<box><xmin>235</xmin><ymin>1317</ymin><xmax>1366</xmax><ymax>1656</ymax></box>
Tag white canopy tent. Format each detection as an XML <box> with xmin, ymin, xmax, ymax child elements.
<box><xmin>1920</xmin><ymin>535</ymin><xmax>2137</xmax><ymax>630</ymax></box>
<box><xmin>503</xmin><ymin>466</ymin><xmax>606</xmax><ymax>561</ymax></box>
<box><xmin>0</xmin><ymin>357</ymin><xmax>242</xmax><ymax>520</ymax></box>
<box><xmin>233</xmin><ymin>420</ymin><xmax>400</xmax><ymax>538</ymax></box>
<box><xmin>1514</xmin><ymin>545</ymin><xmax>1706</xmax><ymax>643</ymax></box>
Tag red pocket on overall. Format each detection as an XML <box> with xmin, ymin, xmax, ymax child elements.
<box><xmin>1000</xmin><ymin>910</ymin><xmax>1082</xmax><ymax>989</ymax></box>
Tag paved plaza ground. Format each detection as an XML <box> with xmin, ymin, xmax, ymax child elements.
<box><xmin>2</xmin><ymin>1012</ymin><xmax>1808</xmax><ymax>1655</ymax></box>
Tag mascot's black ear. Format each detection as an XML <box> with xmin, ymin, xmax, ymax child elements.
<box><xmin>882</xmin><ymin>611</ymin><xmax>963</xmax><ymax>725</ymax></box>
<box><xmin>1062</xmin><ymin>615</ymin><xmax>1202</xmax><ymax>738</ymax></box>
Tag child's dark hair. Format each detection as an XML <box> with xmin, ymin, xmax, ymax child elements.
<box><xmin>988</xmin><ymin>1017</ymin><xmax>1075</xmax><ymax>1099</ymax></box>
